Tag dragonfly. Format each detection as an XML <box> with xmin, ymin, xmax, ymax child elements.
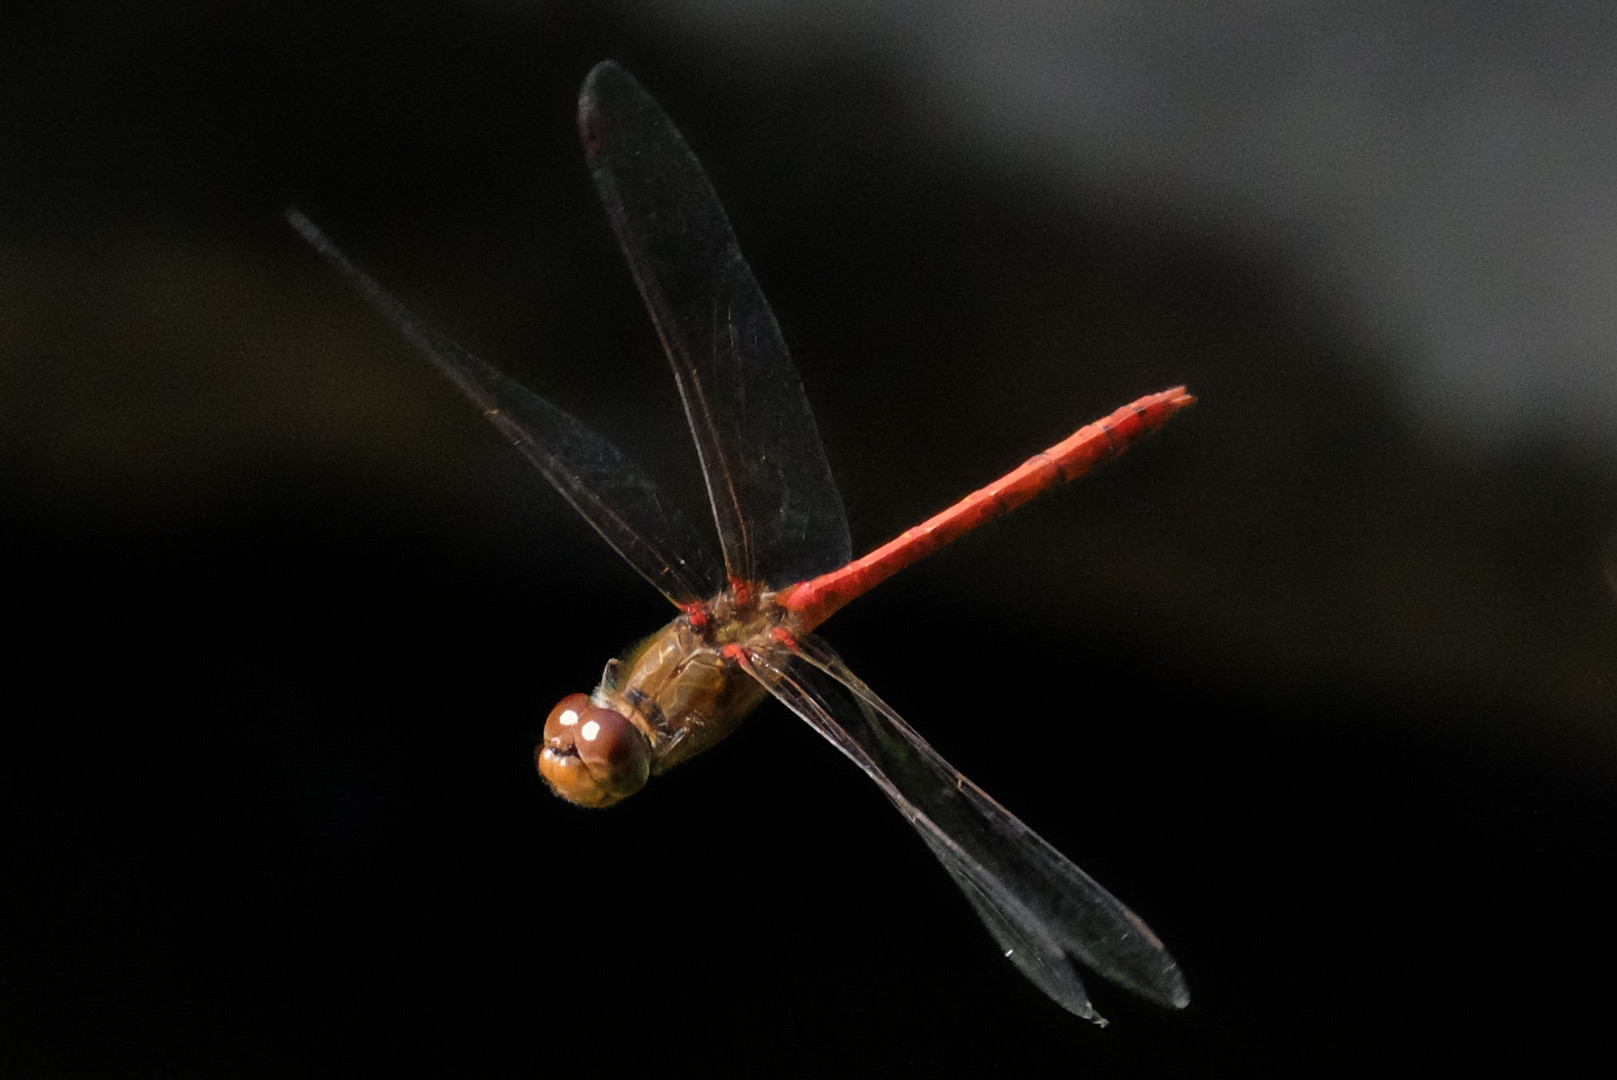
<box><xmin>289</xmin><ymin>60</ymin><xmax>1193</xmax><ymax>1024</ymax></box>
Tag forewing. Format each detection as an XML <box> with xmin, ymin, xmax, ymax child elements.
<box><xmin>740</xmin><ymin>634</ymin><xmax>1188</xmax><ymax>1022</ymax></box>
<box><xmin>578</xmin><ymin>62</ymin><xmax>851</xmax><ymax>590</ymax></box>
<box><xmin>288</xmin><ymin>210</ymin><xmax>724</xmax><ymax>607</ymax></box>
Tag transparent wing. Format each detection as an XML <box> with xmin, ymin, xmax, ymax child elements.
<box><xmin>739</xmin><ymin>634</ymin><xmax>1188</xmax><ymax>1023</ymax></box>
<box><xmin>287</xmin><ymin>209</ymin><xmax>724</xmax><ymax>607</ymax></box>
<box><xmin>579</xmin><ymin>62</ymin><xmax>852</xmax><ymax>591</ymax></box>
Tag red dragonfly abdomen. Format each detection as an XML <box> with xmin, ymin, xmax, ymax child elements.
<box><xmin>779</xmin><ymin>386</ymin><xmax>1194</xmax><ymax>630</ymax></box>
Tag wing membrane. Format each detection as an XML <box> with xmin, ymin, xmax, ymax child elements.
<box><xmin>578</xmin><ymin>62</ymin><xmax>851</xmax><ymax>590</ymax></box>
<box><xmin>288</xmin><ymin>209</ymin><xmax>724</xmax><ymax>607</ymax></box>
<box><xmin>741</xmin><ymin>634</ymin><xmax>1187</xmax><ymax>1022</ymax></box>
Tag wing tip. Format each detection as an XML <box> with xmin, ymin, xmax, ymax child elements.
<box><xmin>579</xmin><ymin>60</ymin><xmax>641</xmax><ymax>148</ymax></box>
<box><xmin>1128</xmin><ymin>957</ymin><xmax>1191</xmax><ymax>1011</ymax></box>
<box><xmin>581</xmin><ymin>59</ymin><xmax>623</xmax><ymax>98</ymax></box>
<box><xmin>1146</xmin><ymin>964</ymin><xmax>1192</xmax><ymax>1011</ymax></box>
<box><xmin>284</xmin><ymin>206</ymin><xmax>325</xmax><ymax>251</ymax></box>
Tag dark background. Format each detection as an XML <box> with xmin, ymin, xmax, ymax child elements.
<box><xmin>5</xmin><ymin>4</ymin><xmax>1615</xmax><ymax>1076</ymax></box>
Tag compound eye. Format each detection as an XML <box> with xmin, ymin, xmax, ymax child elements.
<box><xmin>537</xmin><ymin>694</ymin><xmax>651</xmax><ymax>808</ymax></box>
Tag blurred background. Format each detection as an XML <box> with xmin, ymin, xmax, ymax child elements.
<box><xmin>4</xmin><ymin>3</ymin><xmax>1614</xmax><ymax>1075</ymax></box>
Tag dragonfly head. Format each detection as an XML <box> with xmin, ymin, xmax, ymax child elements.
<box><xmin>536</xmin><ymin>693</ymin><xmax>652</xmax><ymax>808</ymax></box>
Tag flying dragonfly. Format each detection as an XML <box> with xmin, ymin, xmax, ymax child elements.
<box><xmin>289</xmin><ymin>60</ymin><xmax>1193</xmax><ymax>1024</ymax></box>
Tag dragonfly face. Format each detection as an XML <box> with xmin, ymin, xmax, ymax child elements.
<box><xmin>537</xmin><ymin>692</ymin><xmax>652</xmax><ymax>808</ymax></box>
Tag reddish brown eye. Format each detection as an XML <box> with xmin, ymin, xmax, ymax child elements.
<box><xmin>542</xmin><ymin>694</ymin><xmax>594</xmax><ymax>743</ymax></box>
<box><xmin>536</xmin><ymin>694</ymin><xmax>651</xmax><ymax>808</ymax></box>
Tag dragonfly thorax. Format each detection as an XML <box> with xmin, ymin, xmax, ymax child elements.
<box><xmin>536</xmin><ymin>608</ymin><xmax>773</xmax><ymax>809</ymax></box>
